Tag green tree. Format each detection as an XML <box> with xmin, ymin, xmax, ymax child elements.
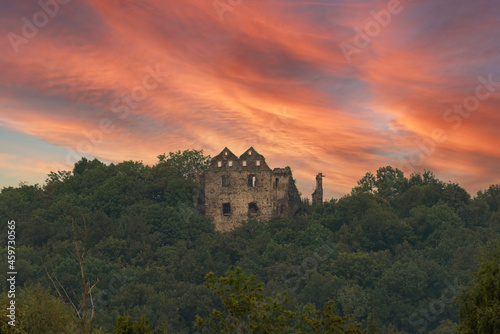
<box><xmin>353</xmin><ymin>172</ymin><xmax>376</xmax><ymax>194</ymax></box>
<box><xmin>195</xmin><ymin>266</ymin><xmax>366</xmax><ymax>333</ymax></box>
<box><xmin>353</xmin><ymin>166</ymin><xmax>408</xmax><ymax>199</ymax></box>
<box><xmin>45</xmin><ymin>220</ymin><xmax>99</xmax><ymax>334</ymax></box>
<box><xmin>113</xmin><ymin>313</ymin><xmax>153</xmax><ymax>334</ymax></box>
<box><xmin>46</xmin><ymin>170</ymin><xmax>73</xmax><ymax>184</ymax></box>
<box><xmin>0</xmin><ymin>285</ymin><xmax>77</xmax><ymax>333</ymax></box>
<box><xmin>73</xmin><ymin>158</ymin><xmax>107</xmax><ymax>176</ymax></box>
<box><xmin>429</xmin><ymin>319</ymin><xmax>458</xmax><ymax>334</ymax></box>
<box><xmin>157</xmin><ymin>149</ymin><xmax>211</xmax><ymax>178</ymax></box>
<box><xmin>458</xmin><ymin>242</ymin><xmax>500</xmax><ymax>333</ymax></box>
<box><xmin>477</xmin><ymin>184</ymin><xmax>500</xmax><ymax>212</ymax></box>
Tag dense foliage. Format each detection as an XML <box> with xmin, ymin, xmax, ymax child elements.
<box><xmin>1</xmin><ymin>150</ymin><xmax>499</xmax><ymax>333</ymax></box>
<box><xmin>458</xmin><ymin>242</ymin><xmax>500</xmax><ymax>334</ymax></box>
<box><xmin>195</xmin><ymin>266</ymin><xmax>366</xmax><ymax>333</ymax></box>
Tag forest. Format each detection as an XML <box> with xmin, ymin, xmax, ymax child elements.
<box><xmin>0</xmin><ymin>150</ymin><xmax>499</xmax><ymax>333</ymax></box>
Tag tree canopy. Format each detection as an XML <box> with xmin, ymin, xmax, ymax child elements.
<box><xmin>0</xmin><ymin>159</ymin><xmax>498</xmax><ymax>333</ymax></box>
<box><xmin>458</xmin><ymin>242</ymin><xmax>500</xmax><ymax>333</ymax></box>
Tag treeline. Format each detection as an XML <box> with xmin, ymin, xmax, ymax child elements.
<box><xmin>0</xmin><ymin>151</ymin><xmax>499</xmax><ymax>333</ymax></box>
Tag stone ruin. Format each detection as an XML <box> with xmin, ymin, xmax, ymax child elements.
<box><xmin>199</xmin><ymin>147</ymin><xmax>323</xmax><ymax>231</ymax></box>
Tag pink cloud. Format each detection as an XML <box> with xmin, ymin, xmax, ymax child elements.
<box><xmin>0</xmin><ymin>0</ymin><xmax>499</xmax><ymax>196</ymax></box>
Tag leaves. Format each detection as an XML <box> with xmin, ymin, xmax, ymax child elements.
<box><xmin>196</xmin><ymin>266</ymin><xmax>366</xmax><ymax>333</ymax></box>
<box><xmin>158</xmin><ymin>149</ymin><xmax>211</xmax><ymax>178</ymax></box>
<box><xmin>458</xmin><ymin>242</ymin><xmax>500</xmax><ymax>333</ymax></box>
<box><xmin>2</xmin><ymin>158</ymin><xmax>500</xmax><ymax>333</ymax></box>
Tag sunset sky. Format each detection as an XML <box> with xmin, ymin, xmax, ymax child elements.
<box><xmin>1</xmin><ymin>0</ymin><xmax>499</xmax><ymax>199</ymax></box>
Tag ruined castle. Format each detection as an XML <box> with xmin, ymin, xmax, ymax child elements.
<box><xmin>200</xmin><ymin>147</ymin><xmax>323</xmax><ymax>231</ymax></box>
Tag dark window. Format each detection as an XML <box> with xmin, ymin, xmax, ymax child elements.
<box><xmin>248</xmin><ymin>202</ymin><xmax>259</xmax><ymax>216</ymax></box>
<box><xmin>248</xmin><ymin>174</ymin><xmax>256</xmax><ymax>187</ymax></box>
<box><xmin>222</xmin><ymin>175</ymin><xmax>230</xmax><ymax>187</ymax></box>
<box><xmin>279</xmin><ymin>205</ymin><xmax>285</xmax><ymax>215</ymax></box>
<box><xmin>223</xmin><ymin>203</ymin><xmax>231</xmax><ymax>216</ymax></box>
<box><xmin>275</xmin><ymin>178</ymin><xmax>279</xmax><ymax>188</ymax></box>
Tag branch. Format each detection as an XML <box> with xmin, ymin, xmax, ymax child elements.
<box><xmin>72</xmin><ymin>219</ymin><xmax>87</xmax><ymax>302</ymax></box>
<box><xmin>67</xmin><ymin>248</ymin><xmax>78</xmax><ymax>262</ymax></box>
<box><xmin>82</xmin><ymin>218</ymin><xmax>88</xmax><ymax>260</ymax></box>
<box><xmin>88</xmin><ymin>278</ymin><xmax>99</xmax><ymax>334</ymax></box>
<box><xmin>55</xmin><ymin>274</ymin><xmax>81</xmax><ymax>319</ymax></box>
<box><xmin>44</xmin><ymin>264</ymin><xmax>79</xmax><ymax>321</ymax></box>
<box><xmin>72</xmin><ymin>220</ymin><xmax>81</xmax><ymax>258</ymax></box>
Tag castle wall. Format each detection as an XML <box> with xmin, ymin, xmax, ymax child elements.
<box><xmin>202</xmin><ymin>147</ymin><xmax>304</xmax><ymax>231</ymax></box>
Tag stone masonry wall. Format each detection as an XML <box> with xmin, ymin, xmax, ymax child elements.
<box><xmin>202</xmin><ymin>147</ymin><xmax>303</xmax><ymax>231</ymax></box>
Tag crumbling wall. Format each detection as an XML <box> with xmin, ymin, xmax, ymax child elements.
<box><xmin>312</xmin><ymin>173</ymin><xmax>324</xmax><ymax>205</ymax></box>
<box><xmin>201</xmin><ymin>147</ymin><xmax>309</xmax><ymax>231</ymax></box>
<box><xmin>203</xmin><ymin>147</ymin><xmax>275</xmax><ymax>231</ymax></box>
<box><xmin>272</xmin><ymin>167</ymin><xmax>302</xmax><ymax>218</ymax></box>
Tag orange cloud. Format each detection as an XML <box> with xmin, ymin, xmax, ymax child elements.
<box><xmin>0</xmin><ymin>0</ymin><xmax>499</xmax><ymax>196</ymax></box>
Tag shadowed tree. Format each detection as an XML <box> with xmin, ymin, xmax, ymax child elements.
<box><xmin>45</xmin><ymin>220</ymin><xmax>99</xmax><ymax>334</ymax></box>
<box><xmin>0</xmin><ymin>285</ymin><xmax>77</xmax><ymax>333</ymax></box>
<box><xmin>195</xmin><ymin>266</ymin><xmax>366</xmax><ymax>333</ymax></box>
<box><xmin>157</xmin><ymin>149</ymin><xmax>211</xmax><ymax>179</ymax></box>
<box><xmin>113</xmin><ymin>313</ymin><xmax>153</xmax><ymax>334</ymax></box>
<box><xmin>457</xmin><ymin>242</ymin><xmax>500</xmax><ymax>333</ymax></box>
<box><xmin>353</xmin><ymin>166</ymin><xmax>408</xmax><ymax>199</ymax></box>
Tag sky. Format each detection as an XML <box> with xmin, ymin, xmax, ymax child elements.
<box><xmin>0</xmin><ymin>0</ymin><xmax>499</xmax><ymax>199</ymax></box>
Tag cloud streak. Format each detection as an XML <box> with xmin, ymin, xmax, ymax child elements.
<box><xmin>0</xmin><ymin>0</ymin><xmax>499</xmax><ymax>197</ymax></box>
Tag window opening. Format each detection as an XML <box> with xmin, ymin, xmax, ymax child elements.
<box><xmin>223</xmin><ymin>203</ymin><xmax>231</xmax><ymax>216</ymax></box>
<box><xmin>248</xmin><ymin>175</ymin><xmax>256</xmax><ymax>187</ymax></box>
<box><xmin>248</xmin><ymin>202</ymin><xmax>259</xmax><ymax>216</ymax></box>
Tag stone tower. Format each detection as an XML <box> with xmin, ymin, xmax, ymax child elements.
<box><xmin>200</xmin><ymin>147</ymin><xmax>303</xmax><ymax>231</ymax></box>
<box><xmin>312</xmin><ymin>173</ymin><xmax>324</xmax><ymax>205</ymax></box>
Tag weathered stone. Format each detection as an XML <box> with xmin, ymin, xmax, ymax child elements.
<box><xmin>200</xmin><ymin>147</ymin><xmax>305</xmax><ymax>231</ymax></box>
<box><xmin>312</xmin><ymin>173</ymin><xmax>324</xmax><ymax>205</ymax></box>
